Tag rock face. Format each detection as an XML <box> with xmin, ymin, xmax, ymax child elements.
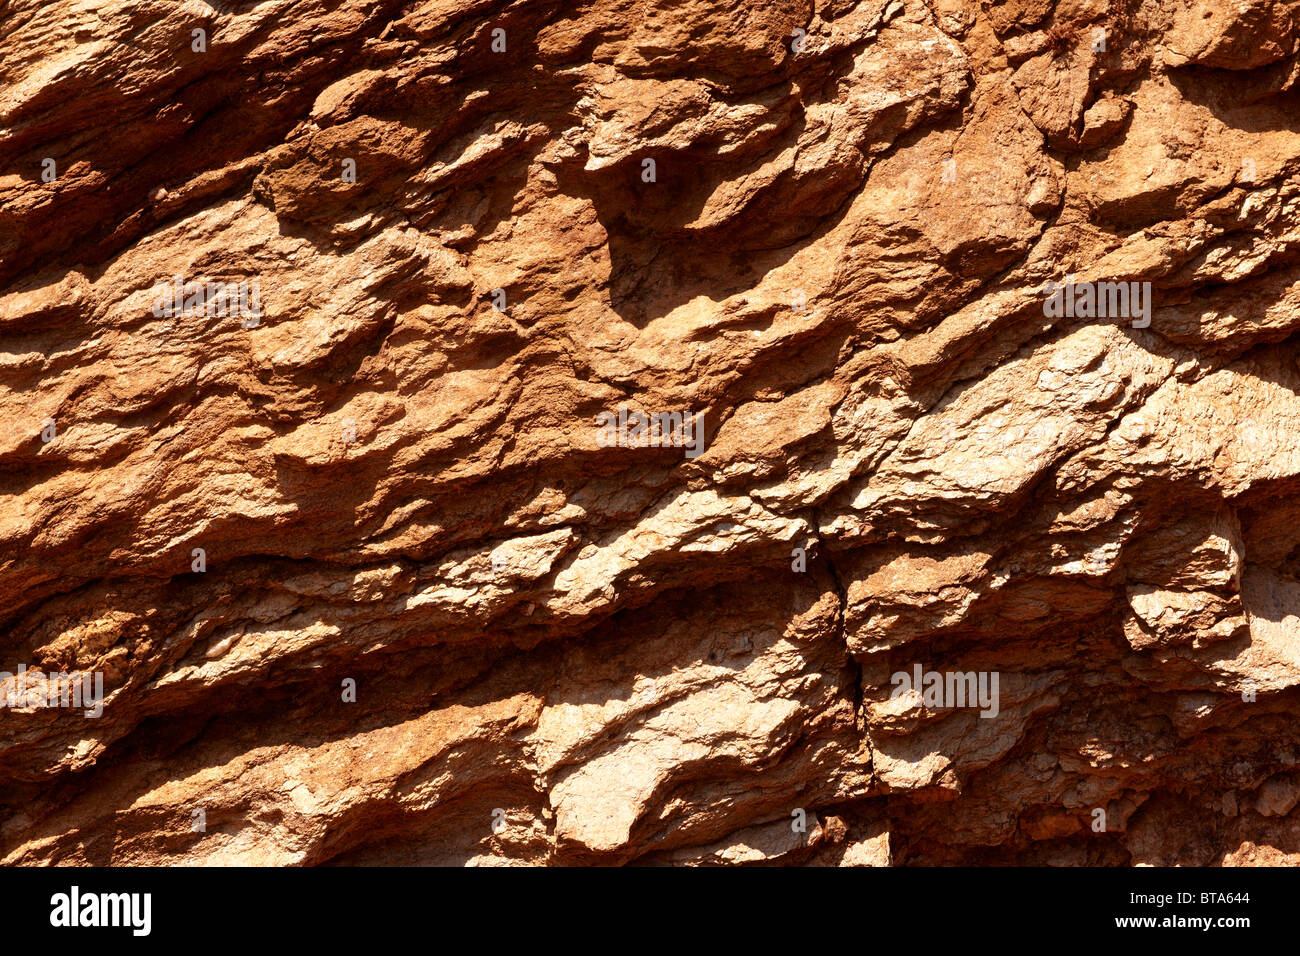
<box><xmin>2</xmin><ymin>0</ymin><xmax>1300</xmax><ymax>867</ymax></box>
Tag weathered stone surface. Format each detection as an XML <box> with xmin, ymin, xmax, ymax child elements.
<box><xmin>3</xmin><ymin>0</ymin><xmax>1300</xmax><ymax>866</ymax></box>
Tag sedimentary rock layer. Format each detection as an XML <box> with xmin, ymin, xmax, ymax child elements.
<box><xmin>2</xmin><ymin>0</ymin><xmax>1300</xmax><ymax>865</ymax></box>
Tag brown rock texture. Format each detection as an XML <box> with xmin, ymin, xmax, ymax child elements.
<box><xmin>2</xmin><ymin>0</ymin><xmax>1300</xmax><ymax>866</ymax></box>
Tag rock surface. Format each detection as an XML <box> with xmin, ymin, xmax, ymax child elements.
<box><xmin>2</xmin><ymin>0</ymin><xmax>1300</xmax><ymax>865</ymax></box>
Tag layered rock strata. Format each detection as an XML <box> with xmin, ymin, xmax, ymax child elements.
<box><xmin>2</xmin><ymin>0</ymin><xmax>1300</xmax><ymax>865</ymax></box>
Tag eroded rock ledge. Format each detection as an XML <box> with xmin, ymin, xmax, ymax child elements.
<box><xmin>2</xmin><ymin>0</ymin><xmax>1300</xmax><ymax>865</ymax></box>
